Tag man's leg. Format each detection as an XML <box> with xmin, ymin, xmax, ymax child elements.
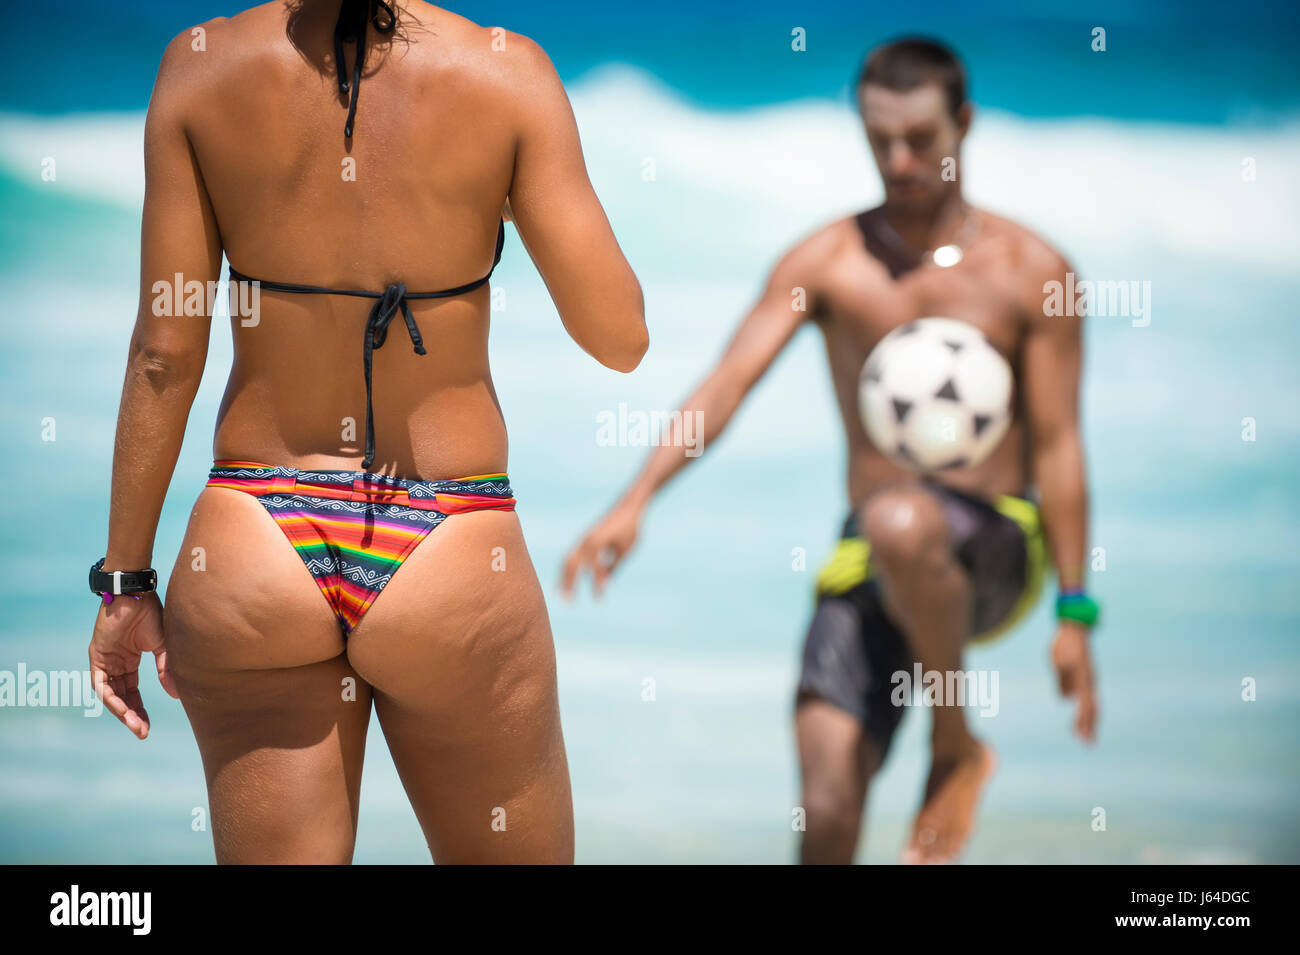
<box><xmin>796</xmin><ymin>696</ymin><xmax>879</xmax><ymax>864</ymax></box>
<box><xmin>861</xmin><ymin>484</ymin><xmax>996</xmax><ymax>864</ymax></box>
<box><xmin>793</xmin><ymin>581</ymin><xmax>911</xmax><ymax>863</ymax></box>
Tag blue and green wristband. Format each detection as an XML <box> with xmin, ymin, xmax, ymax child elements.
<box><xmin>1056</xmin><ymin>589</ymin><xmax>1100</xmax><ymax>628</ymax></box>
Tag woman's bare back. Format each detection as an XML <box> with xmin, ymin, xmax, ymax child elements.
<box><xmin>144</xmin><ymin>0</ymin><xmax>645</xmax><ymax>478</ymax></box>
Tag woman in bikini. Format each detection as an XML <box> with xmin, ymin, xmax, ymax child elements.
<box><xmin>86</xmin><ymin>0</ymin><xmax>646</xmax><ymax>864</ymax></box>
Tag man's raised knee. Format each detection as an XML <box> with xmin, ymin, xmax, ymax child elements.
<box><xmin>861</xmin><ymin>486</ymin><xmax>949</xmax><ymax>569</ymax></box>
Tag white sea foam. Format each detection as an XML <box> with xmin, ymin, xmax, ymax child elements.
<box><xmin>0</xmin><ymin>111</ymin><xmax>145</xmax><ymax>208</ymax></box>
<box><xmin>3</xmin><ymin>64</ymin><xmax>1298</xmax><ymax>272</ymax></box>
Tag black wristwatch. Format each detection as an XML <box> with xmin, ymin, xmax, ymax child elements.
<box><xmin>89</xmin><ymin>557</ymin><xmax>157</xmax><ymax>598</ymax></box>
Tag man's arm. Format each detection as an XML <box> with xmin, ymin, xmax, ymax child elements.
<box><xmin>561</xmin><ymin>228</ymin><xmax>836</xmax><ymax>595</ymax></box>
<box><xmin>1022</xmin><ymin>252</ymin><xmax>1087</xmax><ymax>591</ymax></box>
<box><xmin>1021</xmin><ymin>247</ymin><xmax>1097</xmax><ymax>742</ymax></box>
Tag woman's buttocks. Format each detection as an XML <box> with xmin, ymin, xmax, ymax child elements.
<box><xmin>213</xmin><ymin>293</ymin><xmax>509</xmax><ymax>479</ymax></box>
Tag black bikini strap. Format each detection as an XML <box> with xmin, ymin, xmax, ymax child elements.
<box><xmin>226</xmin><ymin>218</ymin><xmax>507</xmax><ymax>298</ymax></box>
<box><xmin>225</xmin><ymin>217</ymin><xmax>506</xmax><ymax>470</ymax></box>
<box><xmin>333</xmin><ymin>0</ymin><xmax>397</xmax><ymax>139</ymax></box>
<box><xmin>226</xmin><ymin>268</ymin><xmax>379</xmax><ymax>298</ymax></box>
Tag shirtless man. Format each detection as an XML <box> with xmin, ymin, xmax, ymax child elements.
<box><xmin>562</xmin><ymin>37</ymin><xmax>1099</xmax><ymax>864</ymax></box>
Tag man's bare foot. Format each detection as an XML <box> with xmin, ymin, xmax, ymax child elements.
<box><xmin>901</xmin><ymin>740</ymin><xmax>997</xmax><ymax>864</ymax></box>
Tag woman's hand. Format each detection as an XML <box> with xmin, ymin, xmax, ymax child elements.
<box><xmin>89</xmin><ymin>593</ymin><xmax>178</xmax><ymax>739</ymax></box>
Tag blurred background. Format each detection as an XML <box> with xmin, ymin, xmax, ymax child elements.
<box><xmin>1</xmin><ymin>0</ymin><xmax>1297</xmax><ymax>863</ymax></box>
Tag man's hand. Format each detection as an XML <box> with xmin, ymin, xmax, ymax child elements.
<box><xmin>89</xmin><ymin>592</ymin><xmax>178</xmax><ymax>740</ymax></box>
<box><xmin>561</xmin><ymin>501</ymin><xmax>642</xmax><ymax>599</ymax></box>
<box><xmin>1050</xmin><ymin>621</ymin><xmax>1098</xmax><ymax>743</ymax></box>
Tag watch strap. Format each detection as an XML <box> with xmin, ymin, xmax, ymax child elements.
<box><xmin>89</xmin><ymin>557</ymin><xmax>158</xmax><ymax>596</ymax></box>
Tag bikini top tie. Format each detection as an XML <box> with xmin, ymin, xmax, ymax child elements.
<box><xmin>334</xmin><ymin>0</ymin><xmax>396</xmax><ymax>139</ymax></box>
<box><xmin>227</xmin><ymin>219</ymin><xmax>506</xmax><ymax>470</ymax></box>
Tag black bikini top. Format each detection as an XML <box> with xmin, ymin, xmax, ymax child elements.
<box><xmin>227</xmin><ymin>221</ymin><xmax>505</xmax><ymax>471</ymax></box>
<box><xmin>225</xmin><ymin>2</ymin><xmax>507</xmax><ymax>472</ymax></box>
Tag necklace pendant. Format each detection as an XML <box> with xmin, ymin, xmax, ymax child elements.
<box><xmin>931</xmin><ymin>244</ymin><xmax>963</xmax><ymax>268</ymax></box>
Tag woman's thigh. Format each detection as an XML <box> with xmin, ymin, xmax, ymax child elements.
<box><xmin>163</xmin><ymin>487</ymin><xmax>373</xmax><ymax>863</ymax></box>
<box><xmin>345</xmin><ymin>508</ymin><xmax>573</xmax><ymax>864</ymax></box>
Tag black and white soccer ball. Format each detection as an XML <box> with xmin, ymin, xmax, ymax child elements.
<box><xmin>858</xmin><ymin>317</ymin><xmax>1014</xmax><ymax>472</ymax></box>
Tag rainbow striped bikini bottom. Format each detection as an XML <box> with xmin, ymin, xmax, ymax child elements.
<box><xmin>206</xmin><ymin>460</ymin><xmax>517</xmax><ymax>635</ymax></box>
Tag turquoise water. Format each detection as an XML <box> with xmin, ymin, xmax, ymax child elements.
<box><xmin>11</xmin><ymin>1</ymin><xmax>1300</xmax><ymax>123</ymax></box>
<box><xmin>1</xmin><ymin>9</ymin><xmax>1298</xmax><ymax>863</ymax></box>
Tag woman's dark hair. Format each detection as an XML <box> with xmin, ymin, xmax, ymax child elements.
<box><xmin>857</xmin><ymin>37</ymin><xmax>968</xmax><ymax>120</ymax></box>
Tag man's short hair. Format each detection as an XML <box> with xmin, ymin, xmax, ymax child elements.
<box><xmin>857</xmin><ymin>37</ymin><xmax>968</xmax><ymax>119</ymax></box>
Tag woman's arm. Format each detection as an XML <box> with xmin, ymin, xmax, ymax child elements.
<box><xmin>92</xmin><ymin>34</ymin><xmax>220</xmax><ymax>738</ymax></box>
<box><xmin>504</xmin><ymin>34</ymin><xmax>647</xmax><ymax>373</ymax></box>
<box><xmin>105</xmin><ymin>34</ymin><xmax>221</xmax><ymax>568</ymax></box>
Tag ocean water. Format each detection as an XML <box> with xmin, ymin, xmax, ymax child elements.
<box><xmin>10</xmin><ymin>1</ymin><xmax>1300</xmax><ymax>123</ymax></box>
<box><xmin>1</xmin><ymin>9</ymin><xmax>1298</xmax><ymax>863</ymax></box>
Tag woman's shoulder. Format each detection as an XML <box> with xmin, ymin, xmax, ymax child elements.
<box><xmin>151</xmin><ymin>6</ymin><xmax>280</xmax><ymax>109</ymax></box>
<box><xmin>406</xmin><ymin>4</ymin><xmax>564</xmax><ymax>89</ymax></box>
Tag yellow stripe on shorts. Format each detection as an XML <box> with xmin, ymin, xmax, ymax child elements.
<box><xmin>968</xmin><ymin>494</ymin><xmax>1047</xmax><ymax>645</ymax></box>
<box><xmin>813</xmin><ymin>536</ymin><xmax>874</xmax><ymax>597</ymax></box>
<box><xmin>811</xmin><ymin>494</ymin><xmax>1047</xmax><ymax>644</ymax></box>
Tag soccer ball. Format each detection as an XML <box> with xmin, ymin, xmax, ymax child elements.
<box><xmin>858</xmin><ymin>317</ymin><xmax>1014</xmax><ymax>472</ymax></box>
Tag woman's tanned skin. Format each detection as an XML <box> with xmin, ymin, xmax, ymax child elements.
<box><xmin>89</xmin><ymin>0</ymin><xmax>645</xmax><ymax>863</ymax></box>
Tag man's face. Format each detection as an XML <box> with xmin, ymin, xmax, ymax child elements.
<box><xmin>858</xmin><ymin>81</ymin><xmax>967</xmax><ymax>209</ymax></box>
